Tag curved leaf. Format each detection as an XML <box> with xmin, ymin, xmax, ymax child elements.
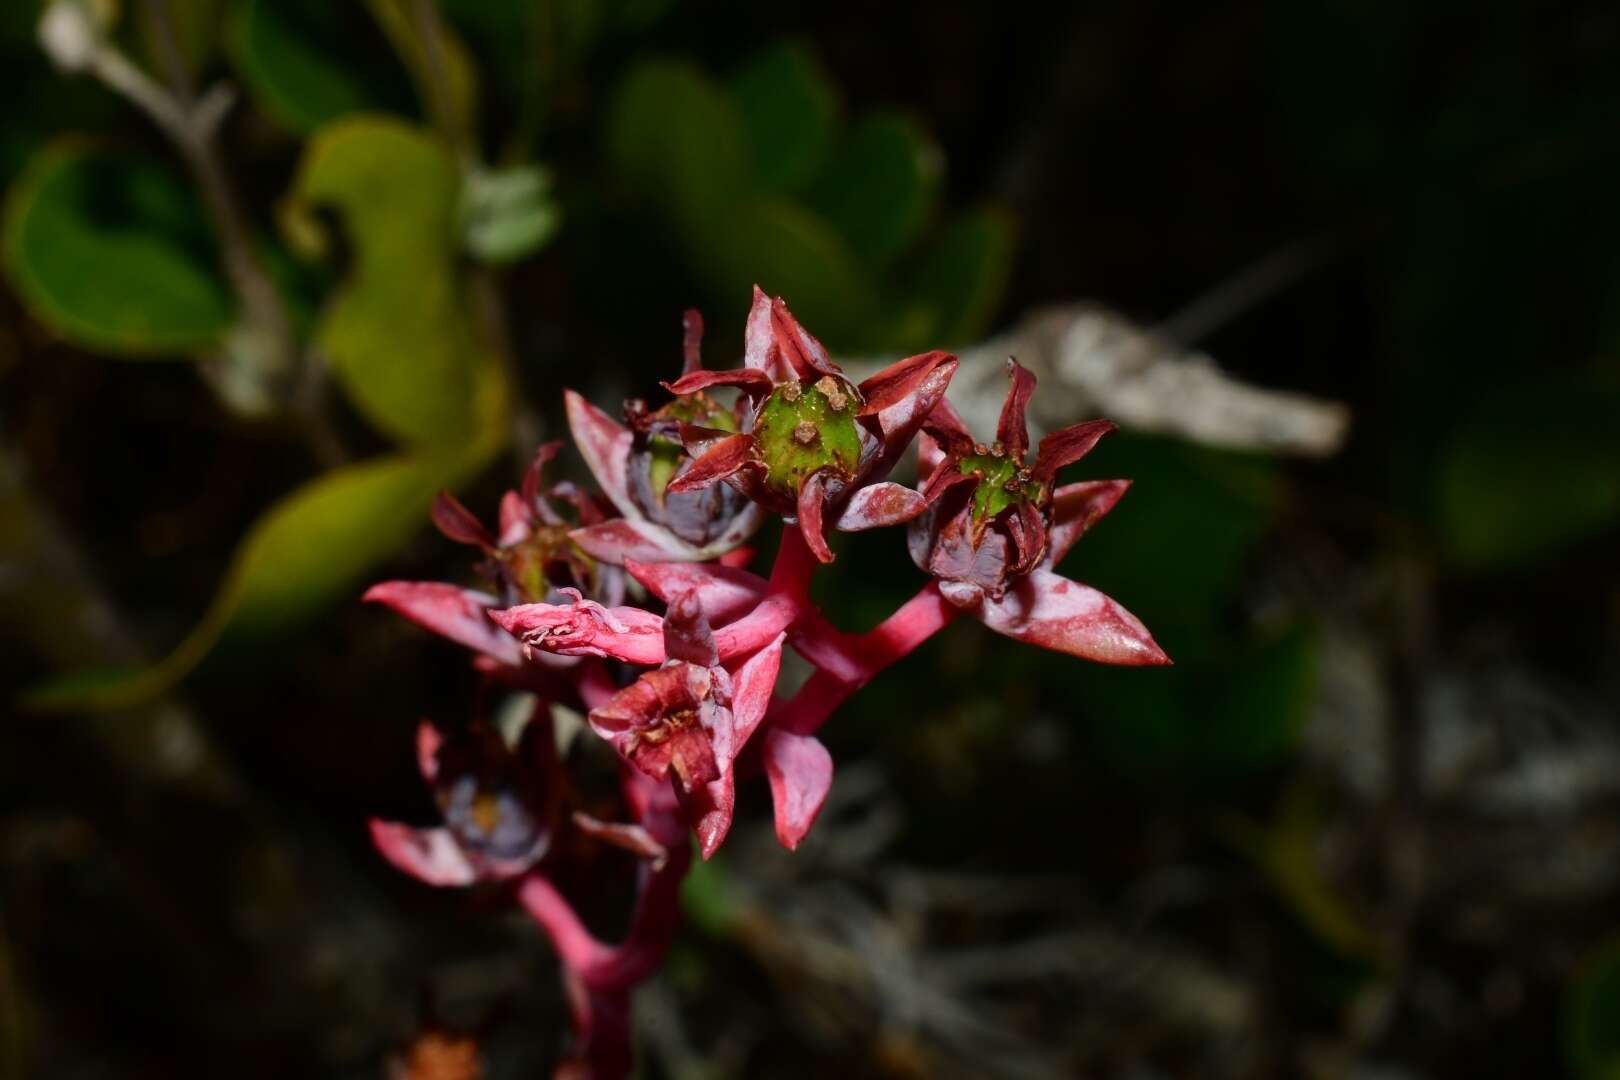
<box><xmin>22</xmin><ymin>453</ymin><xmax>456</xmax><ymax>712</ymax></box>
<box><xmin>1434</xmin><ymin>376</ymin><xmax>1620</xmax><ymax>570</ymax></box>
<box><xmin>2</xmin><ymin>141</ymin><xmax>232</xmax><ymax>355</ymax></box>
<box><xmin>229</xmin><ymin>0</ymin><xmax>411</xmax><ymax>134</ymax></box>
<box><xmin>731</xmin><ymin>40</ymin><xmax>839</xmax><ymax>195</ymax></box>
<box><xmin>283</xmin><ymin>116</ymin><xmax>475</xmax><ymax>445</ymax></box>
<box><xmin>901</xmin><ymin>206</ymin><xmax>1017</xmax><ymax>348</ymax></box>
<box><xmin>809</xmin><ymin>110</ymin><xmax>942</xmax><ymax>266</ymax></box>
<box><xmin>606</xmin><ymin>58</ymin><xmax>751</xmax><ymax>230</ymax></box>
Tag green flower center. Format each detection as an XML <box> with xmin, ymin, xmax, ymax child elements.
<box><xmin>648</xmin><ymin>392</ymin><xmax>737</xmax><ymax>500</ymax></box>
<box><xmin>959</xmin><ymin>451</ymin><xmax>1043</xmax><ymax>522</ymax></box>
<box><xmin>754</xmin><ymin>377</ymin><xmax>862</xmax><ymax>497</ymax></box>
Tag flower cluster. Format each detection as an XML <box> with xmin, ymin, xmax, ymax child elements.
<box><xmin>365</xmin><ymin>287</ymin><xmax>1168</xmax><ymax>1077</ymax></box>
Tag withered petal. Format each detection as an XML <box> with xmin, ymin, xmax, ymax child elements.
<box><xmin>1033</xmin><ymin>418</ymin><xmax>1116</xmax><ymax>485</ymax></box>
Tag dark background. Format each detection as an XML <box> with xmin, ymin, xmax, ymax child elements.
<box><xmin>3</xmin><ymin>1</ymin><xmax>1619</xmax><ymax>1077</ymax></box>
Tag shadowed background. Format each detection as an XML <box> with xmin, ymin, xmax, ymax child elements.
<box><xmin>3</xmin><ymin>1</ymin><xmax>1619</xmax><ymax>1077</ymax></box>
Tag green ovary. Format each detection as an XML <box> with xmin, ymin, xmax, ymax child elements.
<box><xmin>755</xmin><ymin>382</ymin><xmax>862</xmax><ymax>497</ymax></box>
<box><xmin>960</xmin><ymin>452</ymin><xmax>1042</xmax><ymax>522</ymax></box>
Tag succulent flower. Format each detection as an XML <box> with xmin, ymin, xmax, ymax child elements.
<box><xmin>657</xmin><ymin>286</ymin><xmax>959</xmax><ymax>562</ymax></box>
<box><xmin>909</xmin><ymin>359</ymin><xmax>1170</xmax><ymax>665</ymax></box>
<box><xmin>369</xmin><ymin>715</ymin><xmax>553</xmax><ymax>887</ymax></box>
<box><xmin>567</xmin><ymin>311</ymin><xmax>768</xmax><ymax>566</ymax></box>
<box><xmin>365</xmin><ymin>443</ymin><xmax>622</xmax><ymax>674</ymax></box>
<box><xmin>569</xmin><ymin>590</ymin><xmax>784</xmax><ymax>856</ymax></box>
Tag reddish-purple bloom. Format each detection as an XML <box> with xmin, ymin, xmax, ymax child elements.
<box><xmin>581</xmin><ymin>590</ymin><xmax>784</xmax><ymax>857</ymax></box>
<box><xmin>661</xmin><ymin>287</ymin><xmax>958</xmax><ymax>563</ymax></box>
<box><xmin>365</xmin><ymin>444</ymin><xmax>623</xmax><ymax>677</ymax></box>
<box><xmin>910</xmin><ymin>360</ymin><xmax>1169</xmax><ymax>665</ymax></box>
<box><xmin>364</xmin><ymin>289</ymin><xmax>1176</xmax><ymax>1077</ymax></box>
<box><xmin>566</xmin><ymin>311</ymin><xmax>767</xmax><ymax>566</ymax></box>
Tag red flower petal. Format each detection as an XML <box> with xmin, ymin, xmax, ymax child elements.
<box><xmin>621</xmin><ymin>559</ymin><xmax>768</xmax><ymax>625</ymax></box>
<box><xmin>977</xmin><ymin>567</ymin><xmax>1170</xmax><ymax>666</ymax></box>
<box><xmin>369</xmin><ymin>820</ymin><xmax>478</xmax><ymax>886</ymax></box>
<box><xmin>1032</xmin><ymin>418</ymin><xmax>1116</xmax><ymax>485</ymax></box>
<box><xmin>570</xmin><ymin>518</ymin><xmax>696</xmax><ymax>565</ymax></box>
<box><xmin>729</xmin><ymin>633</ymin><xmax>785</xmax><ymax>754</ymax></box>
<box><xmin>681</xmin><ymin>308</ymin><xmax>704</xmax><ymax>374</ymax></box>
<box><xmin>415</xmin><ymin>720</ymin><xmax>442</xmax><ymax>784</ymax></box>
<box><xmin>835</xmin><ymin>481</ymin><xmax>928</xmax><ymax>531</ymax></box>
<box><xmin>430</xmin><ymin>490</ymin><xmax>495</xmax><ymax>549</ymax></box>
<box><xmin>921</xmin><ymin>397</ymin><xmax>977</xmax><ymax>459</ymax></box>
<box><xmin>1044</xmin><ymin>479</ymin><xmax>1130</xmax><ymax>569</ymax></box>
<box><xmin>571</xmin><ymin>810</ymin><xmax>670</xmax><ymax>867</ymax></box>
<box><xmin>796</xmin><ymin>470</ymin><xmax>835</xmax><ymax>563</ymax></box>
<box><xmin>858</xmin><ymin>350</ymin><xmax>956</xmax><ymax>421</ymax></box>
<box><xmin>364</xmin><ymin>581</ymin><xmax>524</xmax><ymax>667</ymax></box>
<box><xmin>743</xmin><ymin>285</ymin><xmax>789</xmax><ymax>378</ymax></box>
<box><xmin>564</xmin><ymin>389</ymin><xmax>638</xmax><ymax>519</ymax></box>
<box><xmin>764</xmin><ymin>728</ymin><xmax>834</xmax><ymax>850</ymax></box>
<box><xmin>519</xmin><ymin>440</ymin><xmax>562</xmax><ymax>513</ymax></box>
<box><xmin>664</xmin><ymin>433</ymin><xmax>763</xmax><ymax>495</ymax></box>
<box><xmin>662</xmin><ymin>366</ymin><xmax>774</xmax><ymax>398</ymax></box>
<box><xmin>682</xmin><ymin>769</ymin><xmax>735</xmax><ymax>860</ymax></box>
<box><xmin>1007</xmin><ymin>499</ymin><xmax>1047</xmax><ymax>575</ymax></box>
<box><xmin>497</xmin><ymin>490</ymin><xmax>530</xmax><ymax>546</ymax></box>
<box><xmin>996</xmin><ymin>359</ymin><xmax>1038</xmax><ymax>458</ymax></box>
<box><xmin>771</xmin><ymin>295</ymin><xmax>840</xmax><ymax>379</ymax></box>
<box><xmin>491</xmin><ymin>595</ymin><xmax>666</xmax><ymax>665</ymax></box>
<box><xmin>662</xmin><ymin>589</ymin><xmax>718</xmax><ymax>668</ymax></box>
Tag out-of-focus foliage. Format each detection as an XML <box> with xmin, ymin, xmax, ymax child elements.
<box><xmin>282</xmin><ymin>115</ymin><xmax>480</xmax><ymax>445</ymax></box>
<box><xmin>605</xmin><ymin>44</ymin><xmax>1014</xmax><ymax>351</ymax></box>
<box><xmin>1567</xmin><ymin>936</ymin><xmax>1620</xmax><ymax>1080</ymax></box>
<box><xmin>3</xmin><ymin>142</ymin><xmax>233</xmax><ymax>354</ymax></box>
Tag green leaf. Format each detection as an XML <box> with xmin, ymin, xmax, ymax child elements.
<box><xmin>898</xmin><ymin>205</ymin><xmax>1016</xmax><ymax>348</ymax></box>
<box><xmin>1217</xmin><ymin>785</ymin><xmax>1381</xmax><ymax>960</ymax></box>
<box><xmin>731</xmin><ymin>40</ymin><xmax>839</xmax><ymax>195</ymax></box>
<box><xmin>2</xmin><ymin>141</ymin><xmax>233</xmax><ymax>355</ymax></box>
<box><xmin>283</xmin><ymin>116</ymin><xmax>477</xmax><ymax>445</ymax></box>
<box><xmin>809</xmin><ymin>110</ymin><xmax>942</xmax><ymax>266</ymax></box>
<box><xmin>1566</xmin><ymin>935</ymin><xmax>1620</xmax><ymax>1080</ymax></box>
<box><xmin>707</xmin><ymin>197</ymin><xmax>873</xmax><ymax>346</ymax></box>
<box><xmin>606</xmin><ymin>58</ymin><xmax>752</xmax><ymax>231</ymax></box>
<box><xmin>460</xmin><ymin>165</ymin><xmax>560</xmax><ymax>265</ymax></box>
<box><xmin>1433</xmin><ymin>376</ymin><xmax>1620</xmax><ymax>570</ymax></box>
<box><xmin>21</xmin><ymin>453</ymin><xmax>455</xmax><ymax>712</ymax></box>
<box><xmin>229</xmin><ymin>0</ymin><xmax>411</xmax><ymax>135</ymax></box>
<box><xmin>363</xmin><ymin>0</ymin><xmax>480</xmax><ymax>146</ymax></box>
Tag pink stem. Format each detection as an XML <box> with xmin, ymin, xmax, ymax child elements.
<box><xmin>778</xmin><ymin>582</ymin><xmax>958</xmax><ymax>735</ymax></box>
<box><xmin>517</xmin><ymin>845</ymin><xmax>691</xmax><ymax>991</ymax></box>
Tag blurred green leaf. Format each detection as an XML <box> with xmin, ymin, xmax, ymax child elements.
<box><xmin>2</xmin><ymin>141</ymin><xmax>232</xmax><ymax>354</ymax></box>
<box><xmin>899</xmin><ymin>206</ymin><xmax>1016</xmax><ymax>348</ymax></box>
<box><xmin>283</xmin><ymin>116</ymin><xmax>476</xmax><ymax>445</ymax></box>
<box><xmin>606</xmin><ymin>58</ymin><xmax>751</xmax><ymax>230</ymax></box>
<box><xmin>1217</xmin><ymin>784</ymin><xmax>1381</xmax><ymax>960</ymax></box>
<box><xmin>1566</xmin><ymin>934</ymin><xmax>1620</xmax><ymax>1080</ymax></box>
<box><xmin>229</xmin><ymin>0</ymin><xmax>408</xmax><ymax>134</ymax></box>
<box><xmin>1198</xmin><ymin>623</ymin><xmax>1318</xmax><ymax>782</ymax></box>
<box><xmin>709</xmin><ymin>197</ymin><xmax>873</xmax><ymax>345</ymax></box>
<box><xmin>22</xmin><ymin>453</ymin><xmax>454</xmax><ymax>711</ymax></box>
<box><xmin>460</xmin><ymin>164</ymin><xmax>560</xmax><ymax>265</ymax></box>
<box><xmin>731</xmin><ymin>40</ymin><xmax>839</xmax><ymax>195</ymax></box>
<box><xmin>363</xmin><ymin>0</ymin><xmax>479</xmax><ymax>146</ymax></box>
<box><xmin>679</xmin><ymin>854</ymin><xmax>738</xmax><ymax>936</ymax></box>
<box><xmin>1433</xmin><ymin>376</ymin><xmax>1620</xmax><ymax>570</ymax></box>
<box><xmin>809</xmin><ymin>110</ymin><xmax>942</xmax><ymax>266</ymax></box>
